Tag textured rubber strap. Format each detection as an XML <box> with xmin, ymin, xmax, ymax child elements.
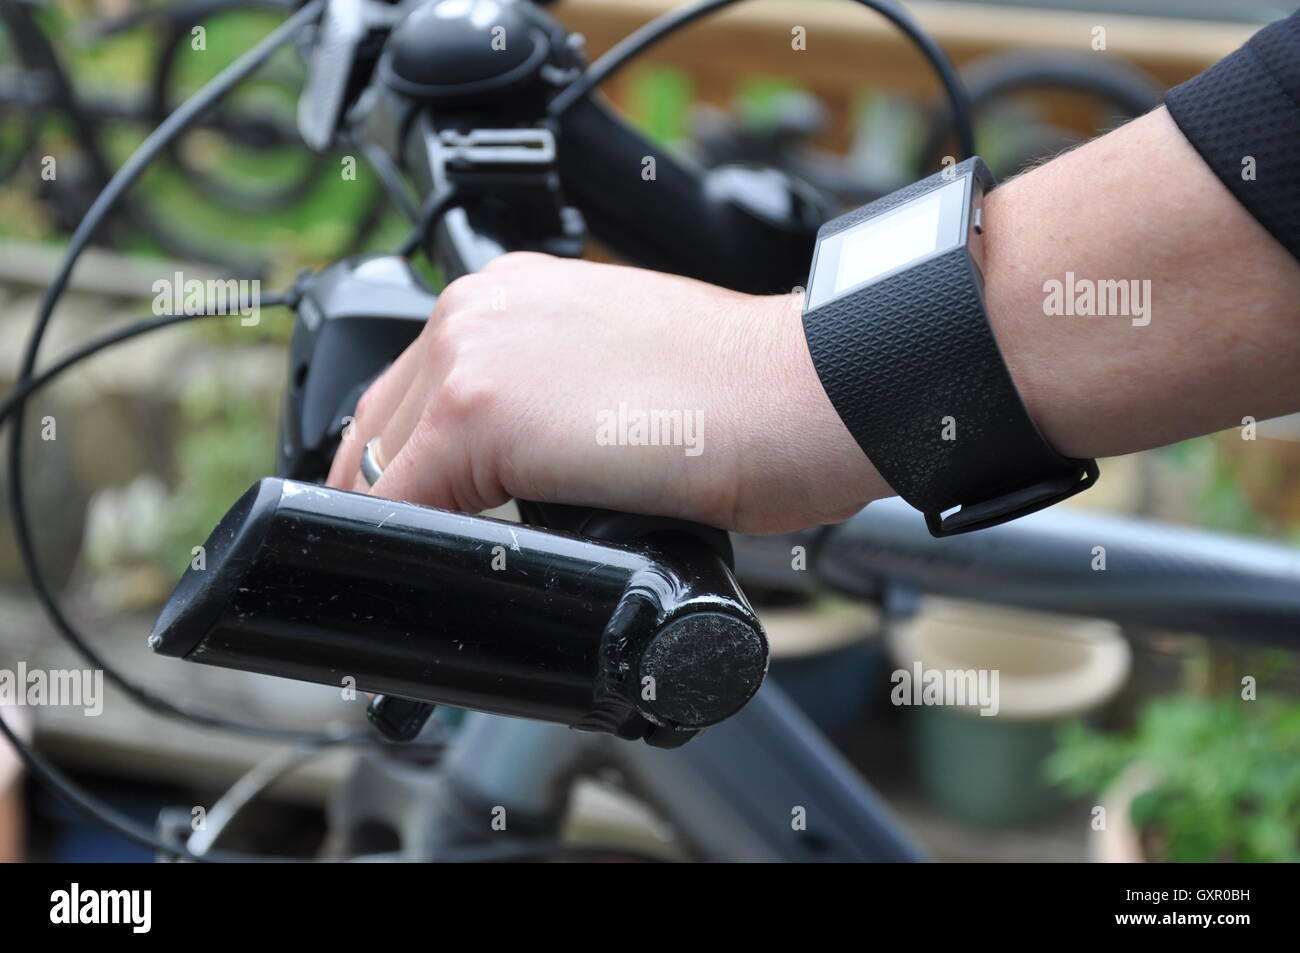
<box><xmin>801</xmin><ymin>158</ymin><xmax>1096</xmax><ymax>535</ymax></box>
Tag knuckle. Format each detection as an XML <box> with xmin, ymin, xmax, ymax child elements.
<box><xmin>435</xmin><ymin>273</ymin><xmax>482</xmax><ymax>316</ymax></box>
<box><xmin>436</xmin><ymin>371</ymin><xmax>496</xmax><ymax>423</ymax></box>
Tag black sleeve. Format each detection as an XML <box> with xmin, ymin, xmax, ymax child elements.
<box><xmin>1163</xmin><ymin>11</ymin><xmax>1300</xmax><ymax>263</ymax></box>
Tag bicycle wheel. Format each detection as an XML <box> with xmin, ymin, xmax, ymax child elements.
<box><xmin>149</xmin><ymin>0</ymin><xmax>324</xmax><ymax>214</ymax></box>
<box><xmin>918</xmin><ymin>49</ymin><xmax>1164</xmax><ymax>178</ymax></box>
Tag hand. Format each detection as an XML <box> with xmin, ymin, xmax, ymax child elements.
<box><xmin>325</xmin><ymin>253</ymin><xmax>885</xmax><ymax>534</ymax></box>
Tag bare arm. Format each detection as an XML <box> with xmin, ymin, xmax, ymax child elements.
<box><xmin>985</xmin><ymin>105</ymin><xmax>1300</xmax><ymax>461</ymax></box>
<box><xmin>327</xmin><ymin>107</ymin><xmax>1300</xmax><ymax>533</ymax></box>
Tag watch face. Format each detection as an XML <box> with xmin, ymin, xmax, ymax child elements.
<box><xmin>806</xmin><ymin>175</ymin><xmax>970</xmax><ymax>310</ymax></box>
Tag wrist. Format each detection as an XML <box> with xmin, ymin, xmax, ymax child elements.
<box><xmin>798</xmin><ymin>157</ymin><xmax>1096</xmax><ymax>535</ymax></box>
<box><xmin>745</xmin><ymin>291</ymin><xmax>892</xmax><ymax>528</ymax></box>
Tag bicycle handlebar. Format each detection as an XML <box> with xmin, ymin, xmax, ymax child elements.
<box><xmin>150</xmin><ymin>0</ymin><xmax>812</xmax><ymax>745</ymax></box>
<box><xmin>734</xmin><ymin>497</ymin><xmax>1300</xmax><ymax>644</ymax></box>
<box><xmin>555</xmin><ymin>95</ymin><xmax>825</xmax><ymax>293</ymax></box>
<box><xmin>150</xmin><ymin>478</ymin><xmax>767</xmax><ymax>745</ymax></box>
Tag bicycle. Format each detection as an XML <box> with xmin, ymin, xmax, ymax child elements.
<box><xmin>4</xmin><ymin>0</ymin><xmax>1299</xmax><ymax>863</ymax></box>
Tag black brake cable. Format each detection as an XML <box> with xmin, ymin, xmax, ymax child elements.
<box><xmin>4</xmin><ymin>0</ymin><xmax>346</xmax><ymax>745</ymax></box>
<box><xmin>0</xmin><ymin>304</ymin><xmax>329</xmax><ymax>861</ymax></box>
<box><xmin>357</xmin><ymin>138</ymin><xmax>421</xmax><ymax>224</ymax></box>
<box><xmin>0</xmin><ymin>302</ymin><xmax>285</xmax><ymax>427</ymax></box>
<box><xmin>394</xmin><ymin>185</ymin><xmax>458</xmax><ymax>258</ymax></box>
<box><xmin>0</xmin><ymin>706</ymin><xmax>298</xmax><ymax>862</ymax></box>
<box><xmin>547</xmin><ymin>0</ymin><xmax>977</xmax><ymax>162</ymax></box>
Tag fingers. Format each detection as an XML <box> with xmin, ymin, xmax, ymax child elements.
<box><xmin>342</xmin><ymin>295</ymin><xmax>475</xmax><ymax>493</ymax></box>
<box><xmin>363</xmin><ymin>354</ymin><xmax>511</xmax><ymax>512</ymax></box>
<box><xmin>328</xmin><ymin>255</ymin><xmax>548</xmax><ymax>502</ymax></box>
<box><xmin>324</xmin><ymin>276</ymin><xmax>481</xmax><ymax>490</ymax></box>
<box><xmin>367</xmin><ymin>414</ymin><xmax>508</xmax><ymax>514</ymax></box>
<box><xmin>325</xmin><ymin>336</ymin><xmax>427</xmax><ymax>489</ymax></box>
<box><xmin>347</xmin><ymin>375</ymin><xmax>438</xmax><ymax>493</ymax></box>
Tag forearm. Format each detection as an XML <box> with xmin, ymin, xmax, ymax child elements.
<box><xmin>333</xmin><ymin>110</ymin><xmax>1300</xmax><ymax>536</ymax></box>
<box><xmin>982</xmin><ymin>106</ymin><xmax>1300</xmax><ymax>461</ymax></box>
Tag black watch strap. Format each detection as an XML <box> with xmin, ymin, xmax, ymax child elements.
<box><xmin>801</xmin><ymin>158</ymin><xmax>1097</xmax><ymax>536</ymax></box>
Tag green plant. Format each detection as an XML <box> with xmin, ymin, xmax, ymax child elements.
<box><xmin>1046</xmin><ymin>695</ymin><xmax>1300</xmax><ymax>862</ymax></box>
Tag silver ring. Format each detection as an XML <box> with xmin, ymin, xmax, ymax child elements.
<box><xmin>360</xmin><ymin>437</ymin><xmax>385</xmax><ymax>487</ymax></box>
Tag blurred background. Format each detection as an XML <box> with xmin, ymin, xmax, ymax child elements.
<box><xmin>1</xmin><ymin>0</ymin><xmax>1299</xmax><ymax>862</ymax></box>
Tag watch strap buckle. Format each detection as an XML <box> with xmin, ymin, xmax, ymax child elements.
<box><xmin>924</xmin><ymin>459</ymin><xmax>1100</xmax><ymax>537</ymax></box>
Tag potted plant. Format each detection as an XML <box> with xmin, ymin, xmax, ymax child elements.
<box><xmin>889</xmin><ymin>598</ymin><xmax>1129</xmax><ymax>826</ymax></box>
<box><xmin>1046</xmin><ymin>694</ymin><xmax>1300</xmax><ymax>862</ymax></box>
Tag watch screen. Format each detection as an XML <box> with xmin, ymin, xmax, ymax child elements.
<box><xmin>807</xmin><ymin>176</ymin><xmax>969</xmax><ymax>309</ymax></box>
<box><xmin>834</xmin><ymin>190</ymin><xmax>943</xmax><ymax>293</ymax></box>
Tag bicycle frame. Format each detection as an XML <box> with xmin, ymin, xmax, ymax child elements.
<box><xmin>318</xmin><ymin>495</ymin><xmax>1300</xmax><ymax>861</ymax></box>
<box><xmin>321</xmin><ymin>684</ymin><xmax>927</xmax><ymax>862</ymax></box>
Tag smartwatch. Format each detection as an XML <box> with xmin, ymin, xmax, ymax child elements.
<box><xmin>801</xmin><ymin>157</ymin><xmax>1097</xmax><ymax>537</ymax></box>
